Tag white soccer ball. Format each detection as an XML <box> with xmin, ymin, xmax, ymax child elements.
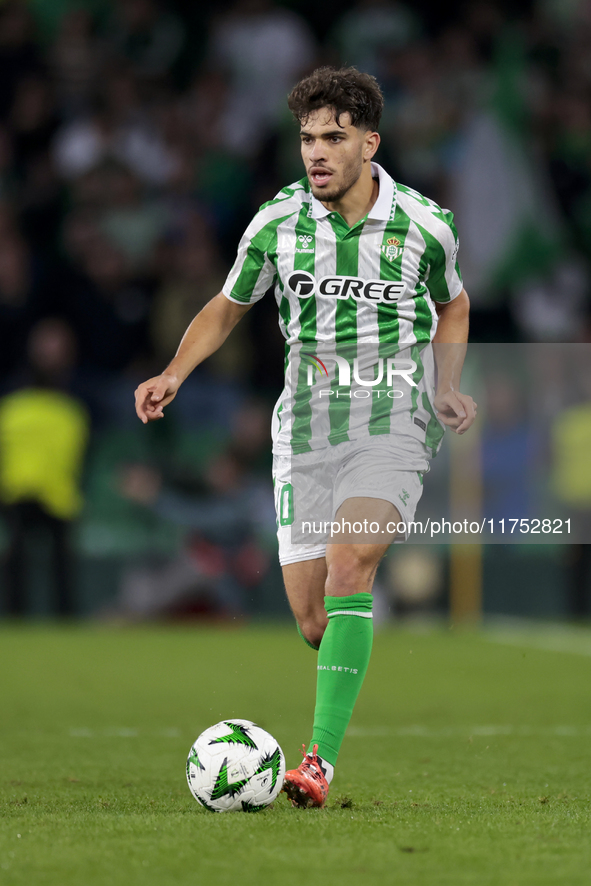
<box><xmin>186</xmin><ymin>719</ymin><xmax>286</xmax><ymax>812</ymax></box>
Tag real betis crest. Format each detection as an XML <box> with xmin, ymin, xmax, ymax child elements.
<box><xmin>381</xmin><ymin>236</ymin><xmax>402</xmax><ymax>262</ymax></box>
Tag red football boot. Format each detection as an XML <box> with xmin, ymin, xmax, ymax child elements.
<box><xmin>282</xmin><ymin>744</ymin><xmax>330</xmax><ymax>808</ymax></box>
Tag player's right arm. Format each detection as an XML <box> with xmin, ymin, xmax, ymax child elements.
<box><xmin>134</xmin><ymin>292</ymin><xmax>253</xmax><ymax>424</ymax></box>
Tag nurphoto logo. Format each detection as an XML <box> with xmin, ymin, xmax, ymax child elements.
<box><xmin>301</xmin><ymin>353</ymin><xmax>418</xmax><ymax>399</ymax></box>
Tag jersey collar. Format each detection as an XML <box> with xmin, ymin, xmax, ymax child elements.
<box><xmin>309</xmin><ymin>162</ymin><xmax>396</xmax><ymax>221</ymax></box>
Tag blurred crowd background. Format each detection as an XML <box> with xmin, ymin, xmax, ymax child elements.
<box><xmin>1</xmin><ymin>0</ymin><xmax>591</xmax><ymax>622</ymax></box>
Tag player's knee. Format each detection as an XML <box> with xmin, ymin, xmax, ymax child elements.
<box><xmin>326</xmin><ymin>547</ymin><xmax>379</xmax><ymax>594</ymax></box>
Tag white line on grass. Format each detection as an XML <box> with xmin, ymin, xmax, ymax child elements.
<box><xmin>67</xmin><ymin>724</ymin><xmax>591</xmax><ymax>739</ymax></box>
<box><xmin>485</xmin><ymin>624</ymin><xmax>591</xmax><ymax>657</ymax></box>
<box><xmin>68</xmin><ymin>727</ymin><xmax>181</xmax><ymax>738</ymax></box>
<box><xmin>346</xmin><ymin>725</ymin><xmax>591</xmax><ymax>738</ymax></box>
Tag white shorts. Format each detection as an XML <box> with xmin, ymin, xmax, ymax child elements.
<box><xmin>273</xmin><ymin>435</ymin><xmax>428</xmax><ymax>566</ymax></box>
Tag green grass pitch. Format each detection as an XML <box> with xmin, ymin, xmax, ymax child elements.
<box><xmin>1</xmin><ymin>621</ymin><xmax>591</xmax><ymax>886</ymax></box>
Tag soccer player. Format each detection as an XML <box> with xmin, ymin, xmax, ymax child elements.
<box><xmin>135</xmin><ymin>67</ymin><xmax>476</xmax><ymax>808</ymax></box>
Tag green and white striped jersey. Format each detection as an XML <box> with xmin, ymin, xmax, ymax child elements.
<box><xmin>222</xmin><ymin>163</ymin><xmax>463</xmax><ymax>455</ymax></box>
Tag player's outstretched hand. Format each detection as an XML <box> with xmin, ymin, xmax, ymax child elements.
<box><xmin>434</xmin><ymin>389</ymin><xmax>477</xmax><ymax>435</ymax></box>
<box><xmin>135</xmin><ymin>373</ymin><xmax>180</xmax><ymax>424</ymax></box>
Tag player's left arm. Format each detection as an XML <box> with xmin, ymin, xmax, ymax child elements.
<box><xmin>432</xmin><ymin>289</ymin><xmax>477</xmax><ymax>435</ymax></box>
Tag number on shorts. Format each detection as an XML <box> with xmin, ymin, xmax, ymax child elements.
<box><xmin>279</xmin><ymin>483</ymin><xmax>294</xmax><ymax>526</ymax></box>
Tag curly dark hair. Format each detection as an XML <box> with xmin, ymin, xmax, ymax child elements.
<box><xmin>287</xmin><ymin>66</ymin><xmax>384</xmax><ymax>132</ymax></box>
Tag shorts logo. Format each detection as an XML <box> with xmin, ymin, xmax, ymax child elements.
<box><xmin>381</xmin><ymin>236</ymin><xmax>402</xmax><ymax>263</ymax></box>
<box><xmin>296</xmin><ymin>234</ymin><xmax>314</xmax><ymax>254</ymax></box>
<box><xmin>398</xmin><ymin>488</ymin><xmax>410</xmax><ymax>507</ymax></box>
<box><xmin>286</xmin><ymin>271</ymin><xmax>404</xmax><ymax>304</ymax></box>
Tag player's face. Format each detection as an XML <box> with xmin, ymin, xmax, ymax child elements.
<box><xmin>300</xmin><ymin>109</ymin><xmax>372</xmax><ymax>203</ymax></box>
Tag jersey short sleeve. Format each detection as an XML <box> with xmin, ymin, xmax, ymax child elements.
<box><xmin>222</xmin><ymin>214</ymin><xmax>277</xmax><ymax>305</ymax></box>
<box><xmin>425</xmin><ymin>212</ymin><xmax>463</xmax><ymax>304</ymax></box>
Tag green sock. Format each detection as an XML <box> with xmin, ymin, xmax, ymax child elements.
<box><xmin>297</xmin><ymin>622</ymin><xmax>319</xmax><ymax>651</ymax></box>
<box><xmin>308</xmin><ymin>593</ymin><xmax>373</xmax><ymax>766</ymax></box>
